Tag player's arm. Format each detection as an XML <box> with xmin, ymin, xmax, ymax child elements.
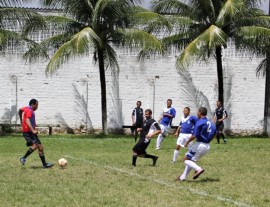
<box><xmin>184</xmin><ymin>135</ymin><xmax>196</xmax><ymax>148</ymax></box>
<box><xmin>131</xmin><ymin>110</ymin><xmax>135</xmax><ymax>125</ymax></box>
<box><xmin>18</xmin><ymin>108</ymin><xmax>24</xmax><ymax>124</ymax></box>
<box><xmin>174</xmin><ymin>126</ymin><xmax>181</xmax><ymax>136</ymax></box>
<box><xmin>25</xmin><ymin>118</ymin><xmax>37</xmax><ymax>134</ymax></box>
<box><xmin>137</xmin><ymin>128</ymin><xmax>142</xmax><ymax>132</ymax></box>
<box><xmin>146</xmin><ymin>123</ymin><xmax>161</xmax><ymax>139</ymax></box>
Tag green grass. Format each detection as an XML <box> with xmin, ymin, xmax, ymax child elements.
<box><xmin>0</xmin><ymin>134</ymin><xmax>269</xmax><ymax>207</ymax></box>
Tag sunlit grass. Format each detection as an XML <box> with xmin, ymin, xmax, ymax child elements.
<box><xmin>0</xmin><ymin>134</ymin><xmax>269</xmax><ymax>207</ymax></box>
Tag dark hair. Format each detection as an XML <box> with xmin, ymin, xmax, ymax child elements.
<box><xmin>137</xmin><ymin>101</ymin><xmax>142</xmax><ymax>104</ymax></box>
<box><xmin>167</xmin><ymin>99</ymin><xmax>172</xmax><ymax>102</ymax></box>
<box><xmin>29</xmin><ymin>99</ymin><xmax>38</xmax><ymax>106</ymax></box>
<box><xmin>184</xmin><ymin>107</ymin><xmax>190</xmax><ymax>112</ymax></box>
<box><xmin>198</xmin><ymin>107</ymin><xmax>207</xmax><ymax>116</ymax></box>
<box><xmin>145</xmin><ymin>109</ymin><xmax>152</xmax><ymax>115</ymax></box>
<box><xmin>217</xmin><ymin>100</ymin><xmax>222</xmax><ymax>105</ymax></box>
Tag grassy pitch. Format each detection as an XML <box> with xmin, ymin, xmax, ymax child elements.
<box><xmin>0</xmin><ymin>134</ymin><xmax>269</xmax><ymax>207</ymax></box>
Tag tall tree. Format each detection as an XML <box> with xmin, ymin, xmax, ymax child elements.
<box><xmin>23</xmin><ymin>0</ymin><xmax>164</xmax><ymax>134</ymax></box>
<box><xmin>153</xmin><ymin>0</ymin><xmax>270</xmax><ymax>106</ymax></box>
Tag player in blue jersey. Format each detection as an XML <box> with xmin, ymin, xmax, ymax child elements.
<box><xmin>156</xmin><ymin>99</ymin><xmax>176</xmax><ymax>150</ymax></box>
<box><xmin>176</xmin><ymin>107</ymin><xmax>216</xmax><ymax>181</ymax></box>
<box><xmin>172</xmin><ymin>107</ymin><xmax>197</xmax><ymax>163</ymax></box>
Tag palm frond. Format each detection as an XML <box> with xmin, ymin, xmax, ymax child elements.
<box><xmin>153</xmin><ymin>0</ymin><xmax>192</xmax><ymax>15</ymax></box>
<box><xmin>216</xmin><ymin>0</ymin><xmax>245</xmax><ymax>27</ymax></box>
<box><xmin>119</xmin><ymin>28</ymin><xmax>165</xmax><ymax>60</ymax></box>
<box><xmin>235</xmin><ymin>26</ymin><xmax>270</xmax><ymax>54</ymax></box>
<box><xmin>103</xmin><ymin>42</ymin><xmax>119</xmax><ymax>70</ymax></box>
<box><xmin>46</xmin><ymin>27</ymin><xmax>101</xmax><ymax>75</ymax></box>
<box><xmin>0</xmin><ymin>29</ymin><xmax>20</xmax><ymax>50</ymax></box>
<box><xmin>177</xmin><ymin>25</ymin><xmax>227</xmax><ymax>68</ymax></box>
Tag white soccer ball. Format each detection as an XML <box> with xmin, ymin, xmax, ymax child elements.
<box><xmin>58</xmin><ymin>158</ymin><xmax>68</xmax><ymax>167</ymax></box>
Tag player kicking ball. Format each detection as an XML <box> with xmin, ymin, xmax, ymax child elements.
<box><xmin>132</xmin><ymin>109</ymin><xmax>161</xmax><ymax>166</ymax></box>
<box><xmin>19</xmin><ymin>99</ymin><xmax>54</xmax><ymax>168</ymax></box>
<box><xmin>176</xmin><ymin>107</ymin><xmax>216</xmax><ymax>181</ymax></box>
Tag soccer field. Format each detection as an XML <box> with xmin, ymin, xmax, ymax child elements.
<box><xmin>0</xmin><ymin>134</ymin><xmax>269</xmax><ymax>207</ymax></box>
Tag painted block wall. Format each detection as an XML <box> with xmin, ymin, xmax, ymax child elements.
<box><xmin>0</xmin><ymin>49</ymin><xmax>265</xmax><ymax>135</ymax></box>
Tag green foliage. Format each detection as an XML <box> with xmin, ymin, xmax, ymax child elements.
<box><xmin>0</xmin><ymin>135</ymin><xmax>269</xmax><ymax>207</ymax></box>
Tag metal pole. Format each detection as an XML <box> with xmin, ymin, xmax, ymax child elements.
<box><xmin>153</xmin><ymin>81</ymin><xmax>155</xmax><ymax>119</ymax></box>
<box><xmin>86</xmin><ymin>81</ymin><xmax>88</xmax><ymax>130</ymax></box>
<box><xmin>15</xmin><ymin>76</ymin><xmax>18</xmax><ymax>124</ymax></box>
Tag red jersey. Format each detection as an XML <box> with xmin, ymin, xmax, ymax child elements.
<box><xmin>21</xmin><ymin>106</ymin><xmax>36</xmax><ymax>132</ymax></box>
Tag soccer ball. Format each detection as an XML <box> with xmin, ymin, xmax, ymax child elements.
<box><xmin>58</xmin><ymin>158</ymin><xmax>68</xmax><ymax>168</ymax></box>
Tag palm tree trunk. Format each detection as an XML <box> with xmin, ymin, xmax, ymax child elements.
<box><xmin>264</xmin><ymin>53</ymin><xmax>270</xmax><ymax>136</ymax></box>
<box><xmin>97</xmin><ymin>49</ymin><xmax>108</xmax><ymax>134</ymax></box>
<box><xmin>216</xmin><ymin>46</ymin><xmax>224</xmax><ymax>104</ymax></box>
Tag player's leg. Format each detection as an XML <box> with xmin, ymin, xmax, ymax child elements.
<box><xmin>219</xmin><ymin>123</ymin><xmax>227</xmax><ymax>143</ymax></box>
<box><xmin>156</xmin><ymin>125</ymin><xmax>168</xmax><ymax>149</ymax></box>
<box><xmin>20</xmin><ymin>132</ymin><xmax>38</xmax><ymax>165</ymax></box>
<box><xmin>33</xmin><ymin>134</ymin><xmax>53</xmax><ymax>168</ymax></box>
<box><xmin>172</xmin><ymin>144</ymin><xmax>180</xmax><ymax>163</ymax></box>
<box><xmin>184</xmin><ymin>142</ymin><xmax>210</xmax><ymax>179</ymax></box>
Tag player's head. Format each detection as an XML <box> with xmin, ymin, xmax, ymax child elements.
<box><xmin>136</xmin><ymin>101</ymin><xmax>142</xmax><ymax>107</ymax></box>
<box><xmin>167</xmin><ymin>99</ymin><xmax>172</xmax><ymax>108</ymax></box>
<box><xmin>144</xmin><ymin>109</ymin><xmax>152</xmax><ymax>120</ymax></box>
<box><xmin>216</xmin><ymin>100</ymin><xmax>222</xmax><ymax>108</ymax></box>
<box><xmin>29</xmin><ymin>99</ymin><xmax>38</xmax><ymax>111</ymax></box>
<box><xmin>197</xmin><ymin>107</ymin><xmax>207</xmax><ymax>118</ymax></box>
<box><xmin>183</xmin><ymin>107</ymin><xmax>190</xmax><ymax>117</ymax></box>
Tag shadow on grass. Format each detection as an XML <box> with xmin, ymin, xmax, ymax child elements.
<box><xmin>193</xmin><ymin>177</ymin><xmax>220</xmax><ymax>182</ymax></box>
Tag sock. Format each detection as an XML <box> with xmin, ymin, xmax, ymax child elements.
<box><xmin>132</xmin><ymin>156</ymin><xmax>137</xmax><ymax>166</ymax></box>
<box><xmin>39</xmin><ymin>154</ymin><xmax>47</xmax><ymax>166</ymax></box>
<box><xmin>156</xmin><ymin>134</ymin><xmax>164</xmax><ymax>148</ymax></box>
<box><xmin>23</xmin><ymin>147</ymin><xmax>34</xmax><ymax>158</ymax></box>
<box><xmin>184</xmin><ymin>160</ymin><xmax>201</xmax><ymax>172</ymax></box>
<box><xmin>216</xmin><ymin>134</ymin><xmax>220</xmax><ymax>143</ymax></box>
<box><xmin>144</xmin><ymin>154</ymin><xmax>156</xmax><ymax>159</ymax></box>
<box><xmin>221</xmin><ymin>133</ymin><xmax>226</xmax><ymax>141</ymax></box>
<box><xmin>180</xmin><ymin>165</ymin><xmax>192</xmax><ymax>180</ymax></box>
<box><xmin>173</xmin><ymin>149</ymin><xmax>179</xmax><ymax>162</ymax></box>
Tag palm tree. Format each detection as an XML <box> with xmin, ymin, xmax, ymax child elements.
<box><xmin>152</xmin><ymin>0</ymin><xmax>270</xmax><ymax>106</ymax></box>
<box><xmin>23</xmin><ymin>0</ymin><xmax>164</xmax><ymax>133</ymax></box>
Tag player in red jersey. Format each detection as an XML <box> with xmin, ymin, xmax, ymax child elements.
<box><xmin>19</xmin><ymin>99</ymin><xmax>53</xmax><ymax>168</ymax></box>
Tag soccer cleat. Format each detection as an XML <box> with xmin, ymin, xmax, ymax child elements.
<box><xmin>193</xmin><ymin>169</ymin><xmax>204</xmax><ymax>179</ymax></box>
<box><xmin>43</xmin><ymin>163</ymin><xmax>54</xmax><ymax>168</ymax></box>
<box><xmin>153</xmin><ymin>156</ymin><xmax>158</xmax><ymax>166</ymax></box>
<box><xmin>156</xmin><ymin>147</ymin><xmax>160</xmax><ymax>150</ymax></box>
<box><xmin>171</xmin><ymin>161</ymin><xmax>176</xmax><ymax>164</ymax></box>
<box><xmin>175</xmin><ymin>176</ymin><xmax>185</xmax><ymax>181</ymax></box>
<box><xmin>20</xmin><ymin>157</ymin><xmax>26</xmax><ymax>165</ymax></box>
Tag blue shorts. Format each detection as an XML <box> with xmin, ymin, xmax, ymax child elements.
<box><xmin>23</xmin><ymin>132</ymin><xmax>42</xmax><ymax>146</ymax></box>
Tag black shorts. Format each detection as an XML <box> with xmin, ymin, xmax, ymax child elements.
<box><xmin>132</xmin><ymin>139</ymin><xmax>150</xmax><ymax>155</ymax></box>
<box><xmin>216</xmin><ymin>122</ymin><xmax>224</xmax><ymax>132</ymax></box>
<box><xmin>23</xmin><ymin>132</ymin><xmax>42</xmax><ymax>147</ymax></box>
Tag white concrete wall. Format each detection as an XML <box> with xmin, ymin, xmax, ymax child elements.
<box><xmin>0</xmin><ymin>47</ymin><xmax>265</xmax><ymax>135</ymax></box>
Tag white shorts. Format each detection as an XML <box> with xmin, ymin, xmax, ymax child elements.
<box><xmin>177</xmin><ymin>133</ymin><xmax>193</xmax><ymax>149</ymax></box>
<box><xmin>160</xmin><ymin>124</ymin><xmax>170</xmax><ymax>137</ymax></box>
<box><xmin>186</xmin><ymin>142</ymin><xmax>210</xmax><ymax>162</ymax></box>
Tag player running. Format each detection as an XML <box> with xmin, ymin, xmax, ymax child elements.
<box><xmin>176</xmin><ymin>107</ymin><xmax>216</xmax><ymax>181</ymax></box>
<box><xmin>156</xmin><ymin>99</ymin><xmax>176</xmax><ymax>150</ymax></box>
<box><xmin>172</xmin><ymin>107</ymin><xmax>197</xmax><ymax>163</ymax></box>
<box><xmin>132</xmin><ymin>109</ymin><xmax>161</xmax><ymax>166</ymax></box>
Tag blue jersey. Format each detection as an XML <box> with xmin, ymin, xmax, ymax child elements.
<box><xmin>160</xmin><ymin>107</ymin><xmax>176</xmax><ymax>126</ymax></box>
<box><xmin>193</xmin><ymin>117</ymin><xmax>216</xmax><ymax>143</ymax></box>
<box><xmin>179</xmin><ymin>115</ymin><xmax>198</xmax><ymax>134</ymax></box>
